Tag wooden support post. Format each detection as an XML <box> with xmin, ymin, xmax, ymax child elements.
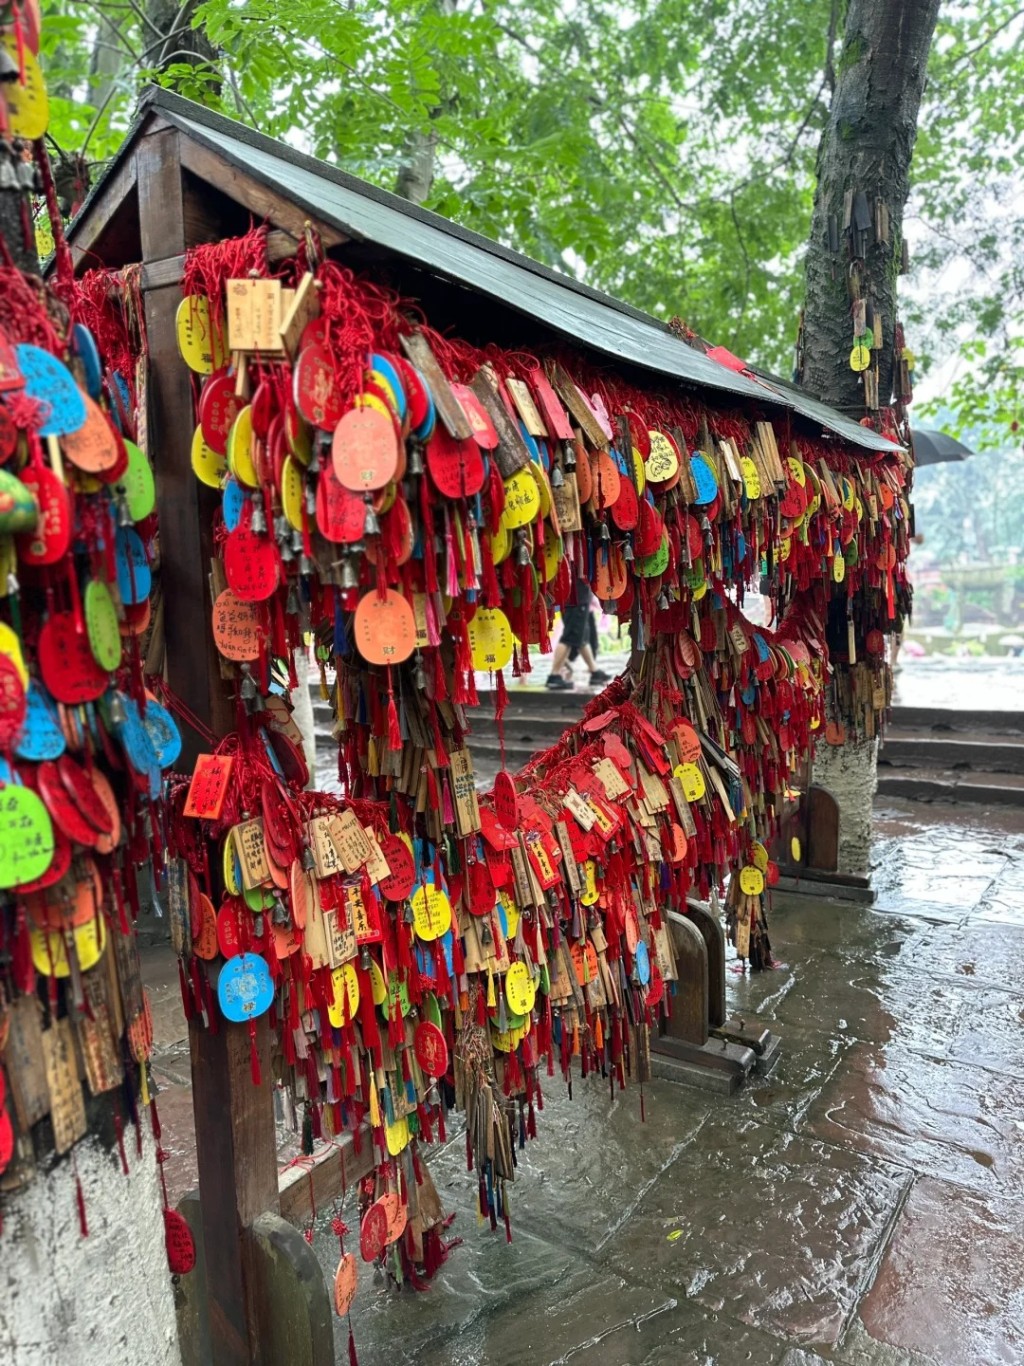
<box><xmin>136</xmin><ymin>125</ymin><xmax>280</xmax><ymax>1366</ymax></box>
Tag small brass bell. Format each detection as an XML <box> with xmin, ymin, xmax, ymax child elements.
<box><xmin>301</xmin><ymin>844</ymin><xmax>316</xmax><ymax>872</ymax></box>
<box><xmin>286</xmin><ymin>582</ymin><xmax>301</xmax><ymax>615</ymax></box>
<box><xmin>408</xmin><ymin>444</ymin><xmax>424</xmax><ymax>476</ymax></box>
<box><xmin>563</xmin><ymin>442</ymin><xmax>577</xmax><ymax>473</ymax></box>
<box><xmin>339</xmin><ymin>555</ymin><xmax>358</xmax><ymax>590</ymax></box>
<box><xmin>623</xmin><ymin>540</ymin><xmax>635</xmax><ymax>562</ymax></box>
<box><xmin>515</xmin><ymin>534</ymin><xmax>531</xmax><ymax>567</ymax></box>
<box><xmin>363</xmin><ymin>499</ymin><xmax>379</xmax><ymax>537</ymax></box>
<box><xmin>250</xmin><ymin>498</ymin><xmax>267</xmax><ymax>535</ymax></box>
<box><xmin>239</xmin><ymin>663</ymin><xmax>258</xmax><ymax>701</ymax></box>
<box><xmin>599</xmin><ymin>520</ymin><xmax>611</xmax><ymax>544</ymax></box>
<box><xmin>413</xmin><ymin>651</ymin><xmax>427</xmax><ymax>690</ymax></box>
<box><xmin>550</xmin><ymin>463</ymin><xmax>564</xmax><ymax>489</ymax></box>
<box><xmin>117</xmin><ymin>495</ymin><xmax>133</xmax><ymax>529</ymax></box>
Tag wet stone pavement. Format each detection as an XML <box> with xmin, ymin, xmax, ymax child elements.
<box><xmin>302</xmin><ymin>796</ymin><xmax>1024</xmax><ymax>1366</ymax></box>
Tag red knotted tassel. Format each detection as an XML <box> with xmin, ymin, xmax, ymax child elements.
<box><xmin>249</xmin><ymin>1020</ymin><xmax>261</xmax><ymax>1086</ymax></box>
<box><xmin>348</xmin><ymin>1325</ymin><xmax>359</xmax><ymax>1366</ymax></box>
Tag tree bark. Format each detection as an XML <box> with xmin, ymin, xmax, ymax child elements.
<box><xmin>0</xmin><ymin>187</ymin><xmax>39</xmax><ymax>275</ymax></box>
<box><xmin>801</xmin><ymin>0</ymin><xmax>941</xmax><ymax>411</ymax></box>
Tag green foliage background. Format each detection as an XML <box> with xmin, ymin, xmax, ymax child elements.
<box><xmin>40</xmin><ymin>0</ymin><xmax>1024</xmax><ymax>448</ymax></box>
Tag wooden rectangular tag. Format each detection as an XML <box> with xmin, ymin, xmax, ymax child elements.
<box><xmin>554</xmin><ymin>821</ymin><xmax>581</xmax><ymax>894</ymax></box>
<box><xmin>250</xmin><ymin>279</ymin><xmax>284</xmax><ymax>353</ymax></box>
<box><xmin>399</xmin><ymin>330</ymin><xmax>472</xmax><ymax>440</ymax></box>
<box><xmin>324</xmin><ymin>909</ymin><xmax>357</xmax><ymax>968</ymax></box>
<box><xmin>329</xmin><ymin>810</ymin><xmax>374</xmax><ymax>874</ymax></box>
<box><xmin>302</xmin><ymin>883</ymin><xmax>330</xmax><ymax>969</ymax></box>
<box><xmin>41</xmin><ymin>1019</ymin><xmax>87</xmax><ymax>1155</ymax></box>
<box><xmin>592</xmin><ymin>756</ymin><xmax>630</xmax><ymax>800</ymax></box>
<box><xmin>449</xmin><ymin>749</ymin><xmax>481</xmax><ymax>836</ymax></box>
<box><xmin>3</xmin><ymin>996</ymin><xmax>50</xmax><ymax>1129</ymax></box>
<box><xmin>505</xmin><ymin>376</ymin><xmax>548</xmax><ymax>437</ymax></box>
<box><xmin>226</xmin><ymin>278</ymin><xmax>256</xmax><ymax>352</ymax></box>
<box><xmin>563</xmin><ymin>788</ymin><xmax>596</xmax><ymax>831</ymax></box>
<box><xmin>668</xmin><ymin>776</ymin><xmax>697</xmax><ymax>836</ymax></box>
<box><xmin>671</xmin><ymin>426</ymin><xmax>698</xmax><ymax>502</ymax></box>
<box><xmin>184</xmin><ymin>754</ymin><xmax>234</xmax><ymax>820</ymax></box>
<box><xmin>552</xmin><ymin>471</ymin><xmax>582</xmax><ymax>533</ymax></box>
<box><xmin>308</xmin><ymin>815</ymin><xmax>343</xmax><ymax>879</ymax></box>
<box><xmin>280</xmin><ymin>272</ymin><xmax>319</xmax><ymax>357</ymax></box>
<box><xmin>509</xmin><ymin>845</ymin><xmax>534</xmax><ymax>907</ymax></box>
<box><xmin>470</xmin><ymin>365</ymin><xmax>531</xmax><ymax>479</ymax></box>
<box><xmin>546</xmin><ymin>362</ymin><xmax>609</xmax><ymax>448</ymax></box>
<box><xmin>362</xmin><ymin>826</ymin><xmax>390</xmax><ymax>884</ymax></box>
<box><xmin>166</xmin><ymin>856</ymin><xmax>190</xmax><ymax>955</ymax></box>
<box><xmin>77</xmin><ymin>970</ymin><xmax>124</xmax><ymax>1095</ymax></box>
<box><xmin>232</xmin><ymin>818</ymin><xmax>270</xmax><ymax>890</ymax></box>
<box><xmin>527</xmin><ymin>366</ymin><xmax>574</xmax><ymax>440</ymax></box>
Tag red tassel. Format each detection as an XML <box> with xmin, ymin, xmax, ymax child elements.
<box><xmin>114</xmin><ymin>1112</ymin><xmax>130</xmax><ymax>1175</ymax></box>
<box><xmin>76</xmin><ymin>1172</ymin><xmax>89</xmax><ymax>1238</ymax></box>
<box><xmin>466</xmin><ymin>1128</ymin><xmax>473</xmax><ymax>1172</ymax></box>
<box><xmin>348</xmin><ymin>1325</ymin><xmax>359</xmax><ymax>1366</ymax></box>
<box><xmin>249</xmin><ymin>1020</ymin><xmax>261</xmax><ymax>1086</ymax></box>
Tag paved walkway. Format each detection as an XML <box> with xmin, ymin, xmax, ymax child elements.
<box><xmin>145</xmin><ymin>794</ymin><xmax>1024</xmax><ymax>1364</ymax></box>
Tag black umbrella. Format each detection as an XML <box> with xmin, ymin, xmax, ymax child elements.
<box><xmin>911</xmin><ymin>427</ymin><xmax>975</xmax><ymax>466</ymax></box>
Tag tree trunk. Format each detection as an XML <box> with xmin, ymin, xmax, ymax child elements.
<box><xmin>0</xmin><ymin>187</ymin><xmax>38</xmax><ymax>275</ymax></box>
<box><xmin>801</xmin><ymin>0</ymin><xmax>941</xmax><ymax>411</ymax></box>
<box><xmin>801</xmin><ymin>0</ymin><xmax>939</xmax><ymax>879</ymax></box>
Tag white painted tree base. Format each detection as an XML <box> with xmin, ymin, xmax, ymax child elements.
<box><xmin>811</xmin><ymin>738</ymin><xmax>878</xmax><ymax>880</ymax></box>
<box><xmin>0</xmin><ymin>1135</ymin><xmax>181</xmax><ymax>1366</ymax></box>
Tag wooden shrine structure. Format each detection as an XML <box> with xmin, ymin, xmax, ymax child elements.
<box><xmin>58</xmin><ymin>86</ymin><xmax>901</xmax><ymax>1365</ymax></box>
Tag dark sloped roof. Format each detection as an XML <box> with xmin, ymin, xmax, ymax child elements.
<box><xmin>71</xmin><ymin>87</ymin><xmax>901</xmax><ymax>455</ymax></box>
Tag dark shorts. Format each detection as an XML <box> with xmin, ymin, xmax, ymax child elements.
<box><xmin>560</xmin><ymin>604</ymin><xmax>589</xmax><ymax>650</ymax></box>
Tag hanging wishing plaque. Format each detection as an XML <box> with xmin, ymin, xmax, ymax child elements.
<box><xmin>217</xmin><ymin>952</ymin><xmax>274</xmax><ymax>1022</ymax></box>
<box><xmin>332</xmin><ymin>406</ymin><xmax>399</xmax><ymax>491</ymax></box>
<box><xmin>15</xmin><ymin>465</ymin><xmax>72</xmax><ymax>566</ymax></box>
<box><xmin>15</xmin><ymin>346</ymin><xmax>85</xmax><ymax>437</ymax></box>
<box><xmin>353</xmin><ymin>590</ymin><xmax>416</xmax><ymax>665</ymax></box>
<box><xmin>176</xmin><ymin>296</ymin><xmax>228</xmax><ymax>374</ymax></box>
<box><xmin>115</xmin><ymin>526</ymin><xmax>152</xmax><ymax>604</ymax></box>
<box><xmin>38</xmin><ymin>612</ymin><xmax>108</xmax><ymax>704</ymax></box>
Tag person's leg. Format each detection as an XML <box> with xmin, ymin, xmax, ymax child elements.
<box><xmin>579</xmin><ymin>642</ymin><xmax>609</xmax><ymax>683</ymax></box>
<box><xmin>546</xmin><ymin>640</ymin><xmax>573</xmax><ymax>688</ymax></box>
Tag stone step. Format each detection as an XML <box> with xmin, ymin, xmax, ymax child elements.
<box><xmin>876</xmin><ymin>767</ymin><xmax>1024</xmax><ymax>807</ymax></box>
<box><xmin>880</xmin><ymin>732</ymin><xmax>1024</xmax><ymax>775</ymax></box>
<box><xmin>889</xmin><ymin>706</ymin><xmax>1024</xmax><ymax>736</ymax></box>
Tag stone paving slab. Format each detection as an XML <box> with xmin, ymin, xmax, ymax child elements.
<box><xmin>143</xmin><ymin>792</ymin><xmax>1024</xmax><ymax>1363</ymax></box>
<box><xmin>860</xmin><ymin>1176</ymin><xmax>1024</xmax><ymax>1365</ymax></box>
